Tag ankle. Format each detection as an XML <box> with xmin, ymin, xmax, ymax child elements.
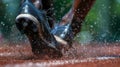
<box><xmin>60</xmin><ymin>9</ymin><xmax>74</xmax><ymax>26</ymax></box>
<box><xmin>34</xmin><ymin>0</ymin><xmax>43</xmax><ymax>9</ymax></box>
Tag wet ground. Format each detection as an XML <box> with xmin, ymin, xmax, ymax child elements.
<box><xmin>0</xmin><ymin>42</ymin><xmax>120</xmax><ymax>67</ymax></box>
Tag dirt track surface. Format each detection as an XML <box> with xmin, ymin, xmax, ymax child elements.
<box><xmin>0</xmin><ymin>42</ymin><xmax>120</xmax><ymax>67</ymax></box>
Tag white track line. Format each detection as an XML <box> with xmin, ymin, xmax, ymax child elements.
<box><xmin>5</xmin><ymin>57</ymin><xmax>116</xmax><ymax>67</ymax></box>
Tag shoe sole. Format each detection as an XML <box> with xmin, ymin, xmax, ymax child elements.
<box><xmin>54</xmin><ymin>35</ymin><xmax>67</xmax><ymax>45</ymax></box>
<box><xmin>16</xmin><ymin>14</ymin><xmax>62</xmax><ymax>58</ymax></box>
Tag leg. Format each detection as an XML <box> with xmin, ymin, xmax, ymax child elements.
<box><xmin>72</xmin><ymin>0</ymin><xmax>96</xmax><ymax>36</ymax></box>
<box><xmin>60</xmin><ymin>0</ymin><xmax>96</xmax><ymax>36</ymax></box>
<box><xmin>51</xmin><ymin>0</ymin><xmax>95</xmax><ymax>46</ymax></box>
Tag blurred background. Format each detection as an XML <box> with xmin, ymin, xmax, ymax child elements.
<box><xmin>0</xmin><ymin>0</ymin><xmax>120</xmax><ymax>44</ymax></box>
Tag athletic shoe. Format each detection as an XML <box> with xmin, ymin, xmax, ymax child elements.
<box><xmin>51</xmin><ymin>23</ymin><xmax>74</xmax><ymax>48</ymax></box>
<box><xmin>15</xmin><ymin>0</ymin><xmax>62</xmax><ymax>58</ymax></box>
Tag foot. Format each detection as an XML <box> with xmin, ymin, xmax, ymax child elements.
<box><xmin>51</xmin><ymin>9</ymin><xmax>74</xmax><ymax>49</ymax></box>
<box><xmin>15</xmin><ymin>0</ymin><xmax>62</xmax><ymax>58</ymax></box>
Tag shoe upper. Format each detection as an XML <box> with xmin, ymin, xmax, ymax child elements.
<box><xmin>16</xmin><ymin>0</ymin><xmax>60</xmax><ymax>48</ymax></box>
<box><xmin>51</xmin><ymin>23</ymin><xmax>74</xmax><ymax>45</ymax></box>
<box><xmin>18</xmin><ymin>0</ymin><xmax>53</xmax><ymax>38</ymax></box>
<box><xmin>19</xmin><ymin>0</ymin><xmax>42</xmax><ymax>19</ymax></box>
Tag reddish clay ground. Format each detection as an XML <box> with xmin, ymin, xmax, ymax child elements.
<box><xmin>0</xmin><ymin>42</ymin><xmax>120</xmax><ymax>67</ymax></box>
